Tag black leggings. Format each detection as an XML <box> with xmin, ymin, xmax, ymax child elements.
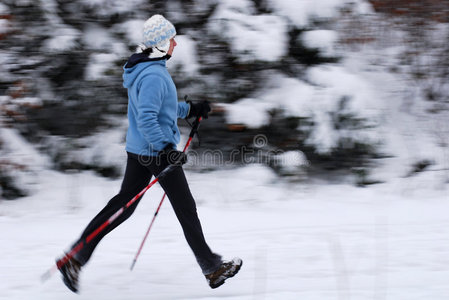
<box><xmin>73</xmin><ymin>152</ymin><xmax>222</xmax><ymax>275</ymax></box>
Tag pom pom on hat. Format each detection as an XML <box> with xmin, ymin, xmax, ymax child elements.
<box><xmin>142</xmin><ymin>14</ymin><xmax>176</xmax><ymax>50</ymax></box>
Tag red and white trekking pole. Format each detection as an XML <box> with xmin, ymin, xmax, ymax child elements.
<box><xmin>41</xmin><ymin>116</ymin><xmax>202</xmax><ymax>282</ymax></box>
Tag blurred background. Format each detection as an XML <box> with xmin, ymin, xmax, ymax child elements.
<box><xmin>1</xmin><ymin>0</ymin><xmax>448</xmax><ymax>199</ymax></box>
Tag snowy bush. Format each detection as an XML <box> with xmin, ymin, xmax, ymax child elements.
<box><xmin>1</xmin><ymin>0</ymin><xmax>448</xmax><ymax>199</ymax></box>
<box><xmin>0</xmin><ymin>127</ymin><xmax>49</xmax><ymax>199</ymax></box>
<box><xmin>208</xmin><ymin>0</ymin><xmax>289</xmax><ymax>62</ymax></box>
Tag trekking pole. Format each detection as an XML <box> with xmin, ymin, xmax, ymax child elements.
<box><xmin>130</xmin><ymin>116</ymin><xmax>202</xmax><ymax>270</ymax></box>
<box><xmin>41</xmin><ymin>116</ymin><xmax>203</xmax><ymax>282</ymax></box>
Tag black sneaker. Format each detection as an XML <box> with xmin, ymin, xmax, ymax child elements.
<box><xmin>57</xmin><ymin>256</ymin><xmax>82</xmax><ymax>293</ymax></box>
<box><xmin>205</xmin><ymin>257</ymin><xmax>242</xmax><ymax>289</ymax></box>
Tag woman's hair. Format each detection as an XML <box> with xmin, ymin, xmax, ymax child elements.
<box><xmin>141</xmin><ymin>47</ymin><xmax>153</xmax><ymax>55</ymax></box>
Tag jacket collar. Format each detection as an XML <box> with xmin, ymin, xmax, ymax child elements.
<box><xmin>124</xmin><ymin>53</ymin><xmax>168</xmax><ymax>69</ymax></box>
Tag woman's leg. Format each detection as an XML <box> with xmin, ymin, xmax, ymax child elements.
<box><xmin>73</xmin><ymin>153</ymin><xmax>153</xmax><ymax>266</ymax></box>
<box><xmin>147</xmin><ymin>159</ymin><xmax>222</xmax><ymax>275</ymax></box>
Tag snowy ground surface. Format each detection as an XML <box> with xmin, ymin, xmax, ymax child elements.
<box><xmin>0</xmin><ymin>163</ymin><xmax>448</xmax><ymax>300</ymax></box>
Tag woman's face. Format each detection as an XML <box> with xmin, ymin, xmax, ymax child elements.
<box><xmin>167</xmin><ymin>38</ymin><xmax>177</xmax><ymax>56</ymax></box>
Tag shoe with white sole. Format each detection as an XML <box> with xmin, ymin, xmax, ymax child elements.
<box><xmin>205</xmin><ymin>257</ymin><xmax>242</xmax><ymax>289</ymax></box>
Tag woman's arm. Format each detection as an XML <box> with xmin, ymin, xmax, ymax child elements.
<box><xmin>136</xmin><ymin>74</ymin><xmax>170</xmax><ymax>152</ymax></box>
<box><xmin>177</xmin><ymin>101</ymin><xmax>190</xmax><ymax>119</ymax></box>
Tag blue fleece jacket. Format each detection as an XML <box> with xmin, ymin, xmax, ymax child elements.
<box><xmin>123</xmin><ymin>56</ymin><xmax>190</xmax><ymax>156</ymax></box>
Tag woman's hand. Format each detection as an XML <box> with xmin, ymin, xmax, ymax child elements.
<box><xmin>159</xmin><ymin>144</ymin><xmax>187</xmax><ymax>165</ymax></box>
<box><xmin>187</xmin><ymin>101</ymin><xmax>211</xmax><ymax>119</ymax></box>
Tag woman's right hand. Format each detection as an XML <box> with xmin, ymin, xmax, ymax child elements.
<box><xmin>159</xmin><ymin>144</ymin><xmax>187</xmax><ymax>166</ymax></box>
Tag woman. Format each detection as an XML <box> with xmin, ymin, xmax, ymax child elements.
<box><xmin>58</xmin><ymin>14</ymin><xmax>242</xmax><ymax>293</ymax></box>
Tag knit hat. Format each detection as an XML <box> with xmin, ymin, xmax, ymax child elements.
<box><xmin>142</xmin><ymin>14</ymin><xmax>176</xmax><ymax>52</ymax></box>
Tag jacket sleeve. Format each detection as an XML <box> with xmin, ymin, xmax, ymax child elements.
<box><xmin>177</xmin><ymin>101</ymin><xmax>190</xmax><ymax>119</ymax></box>
<box><xmin>136</xmin><ymin>74</ymin><xmax>170</xmax><ymax>152</ymax></box>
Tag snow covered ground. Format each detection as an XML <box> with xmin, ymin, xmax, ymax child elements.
<box><xmin>0</xmin><ymin>160</ymin><xmax>448</xmax><ymax>300</ymax></box>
